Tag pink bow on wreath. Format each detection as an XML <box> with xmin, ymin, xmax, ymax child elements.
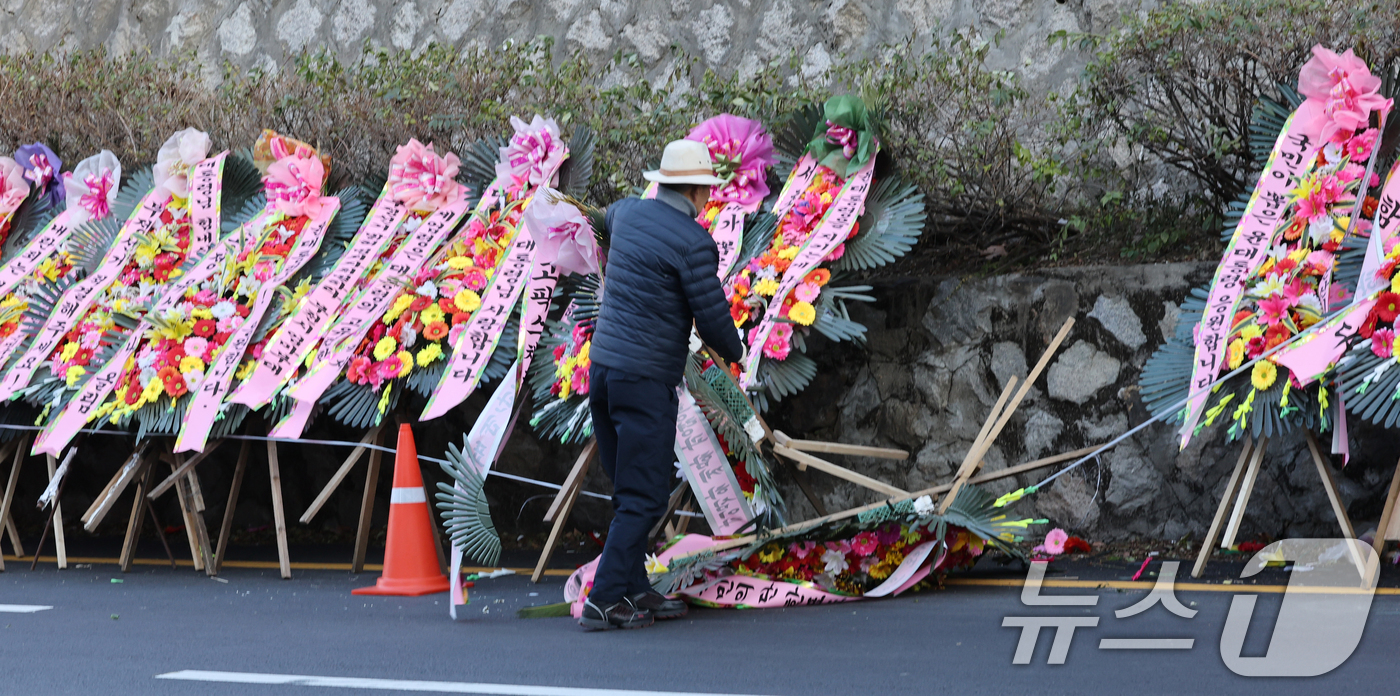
<box><xmin>80</xmin><ymin>171</ymin><xmax>115</xmax><ymax>219</ymax></box>
<box><xmin>496</xmin><ymin>115</ymin><xmax>566</xmax><ymax>195</ymax></box>
<box><xmin>388</xmin><ymin>139</ymin><xmax>465</xmax><ymax>213</ymax></box>
<box><xmin>264</xmin><ymin>142</ymin><xmax>326</xmax><ymax>218</ymax></box>
<box><xmin>0</xmin><ymin>157</ymin><xmax>29</xmax><ymax>215</ymax></box>
<box><xmin>825</xmin><ymin>121</ymin><xmax>858</xmax><ymax>160</ymax></box>
<box><xmin>1298</xmin><ymin>46</ymin><xmax>1392</xmax><ymax>144</ymax></box>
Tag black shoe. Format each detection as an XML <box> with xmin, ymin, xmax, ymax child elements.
<box><xmin>579</xmin><ymin>597</ymin><xmax>653</xmax><ymax>630</ymax></box>
<box><xmin>629</xmin><ymin>590</ymin><xmax>688</xmax><ymax>620</ymax></box>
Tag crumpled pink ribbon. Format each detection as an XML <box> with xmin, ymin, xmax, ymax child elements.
<box><xmin>0</xmin><ymin>157</ymin><xmax>29</xmax><ymax>215</ymax></box>
<box><xmin>80</xmin><ymin>171</ymin><xmax>115</xmax><ymax>219</ymax></box>
<box><xmin>264</xmin><ymin>141</ymin><xmax>326</xmax><ymax>218</ymax></box>
<box><xmin>826</xmin><ymin>121</ymin><xmax>858</xmax><ymax>160</ymax></box>
<box><xmin>388</xmin><ymin>139</ymin><xmax>465</xmax><ymax>213</ymax></box>
<box><xmin>523</xmin><ymin>188</ymin><xmax>598</xmax><ymax>276</ymax></box>
<box><xmin>495</xmin><ymin>115</ymin><xmax>566</xmax><ymax>193</ymax></box>
<box><xmin>687</xmin><ymin>114</ymin><xmax>775</xmax><ymax>208</ymax></box>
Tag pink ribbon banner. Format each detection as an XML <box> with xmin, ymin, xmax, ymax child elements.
<box><xmin>273</xmin><ymin>202</ymin><xmax>461</xmax><ymax>438</ymax></box>
<box><xmin>674</xmin><ymin>386</ymin><xmax>753</xmax><ymax>535</ymax></box>
<box><xmin>0</xmin><ymin>192</ymin><xmax>168</xmax><ymax>399</ymax></box>
<box><xmin>513</xmin><ymin>258</ymin><xmax>557</xmax><ymax>388</ymax></box>
<box><xmin>741</xmin><ymin>157</ymin><xmax>876</xmax><ymax>384</ymax></box>
<box><xmin>769</xmin><ymin>153</ymin><xmax>819</xmax><ymax>222</ymax></box>
<box><xmin>186</xmin><ymin>152</ymin><xmax>229</xmax><ymax>259</ymax></box>
<box><xmin>231</xmin><ymin>192</ymin><xmax>416</xmax><ymax>408</ymax></box>
<box><xmin>1180</xmin><ymin>108</ymin><xmax>1323</xmax><ymax>447</ymax></box>
<box><xmin>0</xmin><ymin>211</ymin><xmax>71</xmax><ymax>298</ymax></box>
<box><xmin>420</xmin><ymin>225</ymin><xmax>536</xmax><ymax>421</ymax></box>
<box><xmin>1356</xmin><ymin>161</ymin><xmax>1400</xmax><ymax>301</ymax></box>
<box><xmin>175</xmin><ymin>199</ymin><xmax>340</xmax><ymax>453</ymax></box>
<box><xmin>449</xmin><ymin>359</ymin><xmax>520</xmax><ymax>616</ymax></box>
<box><xmin>29</xmin><ymin>217</ymin><xmax>262</xmax><ymax>456</ymax></box>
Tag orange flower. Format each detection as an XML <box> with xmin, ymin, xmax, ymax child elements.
<box><xmin>423</xmin><ymin>322</ymin><xmax>449</xmax><ymax>341</ymax></box>
<box><xmin>804</xmin><ymin>269</ymin><xmax>830</xmax><ymax>286</ymax></box>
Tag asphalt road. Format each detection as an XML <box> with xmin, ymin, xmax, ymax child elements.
<box><xmin>3</xmin><ymin>557</ymin><xmax>1399</xmax><ymax>695</ymax></box>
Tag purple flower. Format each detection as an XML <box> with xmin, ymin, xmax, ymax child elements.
<box><xmin>15</xmin><ymin>142</ymin><xmax>63</xmax><ymax>206</ymax></box>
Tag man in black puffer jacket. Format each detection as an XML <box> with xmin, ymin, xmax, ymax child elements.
<box><xmin>581</xmin><ymin>140</ymin><xmax>747</xmax><ymax>630</ymax></box>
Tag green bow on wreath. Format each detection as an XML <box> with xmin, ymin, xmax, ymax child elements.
<box><xmin>805</xmin><ymin>95</ymin><xmax>877</xmax><ymax>179</ymax></box>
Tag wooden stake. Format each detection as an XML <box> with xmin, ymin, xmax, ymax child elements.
<box><xmin>147</xmin><ymin>440</ymin><xmax>223</xmax><ymax>500</ymax></box>
<box><xmin>0</xmin><ymin>434</ymin><xmax>27</xmax><ymax>568</ymax></box>
<box><xmin>46</xmin><ymin>453</ymin><xmax>67</xmax><ymax>569</ymax></box>
<box><xmin>786</xmin><ymin>461</ymin><xmax>828</xmax><ymax>517</ymax></box>
<box><xmin>266</xmin><ymin>439</ymin><xmax>291</xmax><ymax>579</ymax></box>
<box><xmin>780</xmin><ymin>438</ymin><xmax>908</xmax><ymax>460</ymax></box>
<box><xmin>299</xmin><ymin>426</ymin><xmax>380</xmax><ymax>524</ymax></box>
<box><xmin>83</xmin><ymin>445</ymin><xmax>150</xmax><ymax>532</ymax></box>
<box><xmin>352</xmin><ymin>427</ymin><xmax>386</xmax><ymax>573</ymax></box>
<box><xmin>1376</xmin><ymin>457</ymin><xmax>1400</xmax><ymax>559</ymax></box>
<box><xmin>651</xmin><ymin>481</ymin><xmax>690</xmax><ymax>541</ymax></box>
<box><xmin>170</xmin><ymin>458</ymin><xmax>204</xmax><ymax>572</ymax></box>
<box><xmin>544</xmin><ymin>441</ymin><xmax>596</xmax><ymax>524</ymax></box>
<box><xmin>943</xmin><ymin>318</ymin><xmax>1074</xmax><ymax>513</ymax></box>
<box><xmin>120</xmin><ymin>462</ymin><xmax>152</xmax><ymax>572</ymax></box>
<box><xmin>1221</xmin><ymin>436</ymin><xmax>1268</xmax><ymax>549</ymax></box>
<box><xmin>532</xmin><ymin>467</ymin><xmax>585</xmax><ymax>583</ymax></box>
<box><xmin>1304</xmin><ymin>431</ymin><xmax>1368</xmax><ymax>581</ymax></box>
<box><xmin>772</xmin><ymin>444</ymin><xmax>907</xmax><ymax>497</ymax></box>
<box><xmin>1191</xmin><ymin>436</ymin><xmax>1254</xmax><ymax>579</ymax></box>
<box><xmin>214</xmin><ymin>439</ymin><xmax>251</xmax><ymax>574</ymax></box>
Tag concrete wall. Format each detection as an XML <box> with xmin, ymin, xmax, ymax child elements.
<box><xmin>6</xmin><ymin>0</ymin><xmax>1158</xmax><ymax>90</ymax></box>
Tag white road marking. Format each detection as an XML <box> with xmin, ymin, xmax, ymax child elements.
<box><xmin>0</xmin><ymin>604</ymin><xmax>52</xmax><ymax>613</ymax></box>
<box><xmin>155</xmin><ymin>671</ymin><xmax>774</xmax><ymax>696</ymax></box>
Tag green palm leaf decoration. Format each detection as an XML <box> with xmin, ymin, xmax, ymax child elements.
<box><xmin>771</xmin><ymin>105</ymin><xmax>823</xmax><ymax>176</ymax></box>
<box><xmin>831</xmin><ymin>175</ymin><xmax>926</xmax><ymax>273</ymax></box>
<box><xmin>436</xmin><ymin>439</ymin><xmax>501</xmax><ymax>567</ymax></box>
<box><xmin>557</xmin><ymin>127</ymin><xmax>596</xmax><ymax>199</ymax></box>
<box><xmin>459</xmin><ymin>136</ymin><xmax>508</xmax><ymax>193</ymax></box>
<box><xmin>3</xmin><ymin>190</ymin><xmax>58</xmax><ymax>257</ymax></box>
<box><xmin>220</xmin><ymin>149</ymin><xmax>265</xmax><ymax>218</ymax></box>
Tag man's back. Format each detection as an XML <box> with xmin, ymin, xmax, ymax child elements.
<box><xmin>590</xmin><ymin>196</ymin><xmax>743</xmax><ymax>385</ymax></box>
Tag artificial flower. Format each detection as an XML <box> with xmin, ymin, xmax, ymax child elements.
<box><xmin>454</xmin><ymin>289</ymin><xmax>482</xmax><ymax>313</ymax></box>
<box><xmin>15</xmin><ymin>142</ymin><xmax>62</xmax><ymax>206</ymax></box>
<box><xmin>152</xmin><ymin>128</ymin><xmax>212</xmax><ymax>198</ymax></box>
<box><xmin>373</xmin><ymin>336</ymin><xmax>397</xmax><ymax>361</ymax></box>
<box><xmin>1298</xmin><ymin>46</ymin><xmax>1391</xmax><ymax>143</ymax></box>
<box><xmin>63</xmin><ymin>150</ymin><xmax>121</xmax><ymax>225</ymax></box>
<box><xmin>687</xmin><ymin>114</ymin><xmax>775</xmax><ymax>207</ymax></box>
<box><xmin>788</xmin><ymin>301</ymin><xmax>816</xmax><ymax>326</ymax></box>
<box><xmin>1251</xmin><ymin>360</ymin><xmax>1278</xmax><ymax>391</ymax></box>
<box><xmin>388</xmin><ymin>139</ymin><xmax>464</xmax><ymax>213</ymax></box>
<box><xmin>0</xmin><ymin>156</ymin><xmax>30</xmax><ymax>214</ymax></box>
<box><xmin>417</xmin><ymin>343</ymin><xmax>444</xmax><ymax>367</ymax></box>
<box><xmin>1372</xmin><ymin>328</ymin><xmax>1395</xmax><ymax>359</ymax></box>
<box><xmin>495</xmin><ymin>115</ymin><xmax>565</xmax><ymax>192</ymax></box>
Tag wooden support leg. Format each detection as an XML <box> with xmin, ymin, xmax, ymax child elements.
<box><xmin>1304</xmin><ymin>431</ymin><xmax>1368</xmax><ymax>581</ymax></box>
<box><xmin>1374</xmin><ymin>457</ymin><xmax>1400</xmax><ymax>559</ymax></box>
<box><xmin>1221</xmin><ymin>436</ymin><xmax>1269</xmax><ymax>550</ymax></box>
<box><xmin>651</xmin><ymin>481</ymin><xmax>690</xmax><ymax>541</ymax></box>
<box><xmin>181</xmin><ymin>470</ymin><xmax>216</xmax><ymax>576</ymax></box>
<box><xmin>46</xmin><ymin>454</ymin><xmax>67</xmax><ymax>569</ymax></box>
<box><xmin>532</xmin><ymin>472</ymin><xmax>584</xmax><ymax>583</ymax></box>
<box><xmin>0</xmin><ymin>435</ymin><xmax>26</xmax><ymax>569</ymax></box>
<box><xmin>352</xmin><ymin>428</ymin><xmax>386</xmax><ymax>573</ymax></box>
<box><xmin>170</xmin><ymin>459</ymin><xmax>204</xmax><ymax>572</ymax></box>
<box><xmin>266</xmin><ymin>440</ymin><xmax>291</xmax><ymax>579</ymax></box>
<box><xmin>83</xmin><ymin>447</ymin><xmax>148</xmax><ymax>532</ymax></box>
<box><xmin>214</xmin><ymin>440</ymin><xmax>251</xmax><ymax>575</ymax></box>
<box><xmin>1192</xmin><ymin>436</ymin><xmax>1254</xmax><ymax>579</ymax></box>
<box><xmin>940</xmin><ymin>376</ymin><xmax>1020</xmax><ymax>513</ymax></box>
<box><xmin>786</xmin><ymin>461</ymin><xmax>828</xmax><ymax>517</ymax></box>
<box><xmin>120</xmin><ymin>463</ymin><xmax>154</xmax><ymax>572</ymax></box>
<box><xmin>300</xmin><ymin>426</ymin><xmax>380</xmax><ymax>524</ymax></box>
<box><xmin>675</xmin><ymin>500</ymin><xmax>694</xmax><ymax>536</ymax></box>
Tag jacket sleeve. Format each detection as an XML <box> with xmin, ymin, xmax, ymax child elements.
<box><xmin>678</xmin><ymin>240</ymin><xmax>746</xmax><ymax>364</ymax></box>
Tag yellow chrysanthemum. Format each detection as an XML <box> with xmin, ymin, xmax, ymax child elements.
<box><xmin>191</xmin><ymin>307</ymin><xmax>214</xmax><ymax>320</ymax></box>
<box><xmin>788</xmin><ymin>301</ymin><xmax>816</xmax><ymax>326</ymax></box>
<box><xmin>64</xmin><ymin>365</ymin><xmax>85</xmax><ymax>387</ymax></box>
<box><xmin>558</xmin><ymin>375</ymin><xmax>572</xmax><ymax>400</ymax></box>
<box><xmin>60</xmin><ymin>342</ymin><xmax>79</xmax><ymax>362</ymax></box>
<box><xmin>776</xmin><ymin>246</ymin><xmax>800</xmax><ymax>260</ymax></box>
<box><xmin>1391</xmin><ymin>274</ymin><xmax>1400</xmax><ymax>295</ymax></box>
<box><xmin>754</xmin><ymin>278</ymin><xmax>780</xmax><ymax>296</ymax></box>
<box><xmin>819</xmin><ymin>191</ymin><xmax>834</xmax><ymax>205</ymax></box>
<box><xmin>1239</xmin><ymin>324</ymin><xmax>1263</xmax><ymax>341</ymax></box>
<box><xmin>420</xmin><ymin>304</ymin><xmax>445</xmax><ymax>326</ymax></box>
<box><xmin>179</xmin><ymin>356</ymin><xmax>205</xmax><ymax>374</ymax></box>
<box><xmin>1251</xmin><ymin>360</ymin><xmax>1277</xmax><ymax>391</ymax></box>
<box><xmin>396</xmin><ymin>350</ymin><xmax>413</xmax><ymax>377</ymax></box>
<box><xmin>577</xmin><ymin>341</ymin><xmax>590</xmax><ymax>364</ymax></box>
<box><xmin>416</xmin><ymin>343</ymin><xmax>443</xmax><ymax>367</ymax></box>
<box><xmin>235</xmin><ymin>359</ymin><xmax>256</xmax><ymax>380</ymax></box>
<box><xmin>141</xmin><ymin>377</ymin><xmax>164</xmax><ymax>403</ymax></box>
<box><xmin>454</xmin><ymin>290</ymin><xmax>482</xmax><ymax>313</ymax></box>
<box><xmin>1226</xmin><ymin>339</ymin><xmax>1245</xmax><ymax>370</ymax></box>
<box><xmin>373</xmin><ymin>336</ymin><xmax>397</xmax><ymax>361</ymax></box>
<box><xmin>1392</xmin><ymin>333</ymin><xmax>1400</xmax><ymax>359</ymax></box>
<box><xmin>447</xmin><ymin>256</ymin><xmax>472</xmax><ymax>270</ymax></box>
<box><xmin>757</xmin><ymin>544</ymin><xmax>784</xmax><ymax>563</ymax></box>
<box><xmin>385</xmin><ymin>294</ymin><xmax>414</xmax><ymax>323</ymax></box>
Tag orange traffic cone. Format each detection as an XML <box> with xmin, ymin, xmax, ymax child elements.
<box><xmin>353</xmin><ymin>423</ymin><xmax>450</xmax><ymax>596</ymax></box>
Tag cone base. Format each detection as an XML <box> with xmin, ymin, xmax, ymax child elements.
<box><xmin>351</xmin><ymin>575</ymin><xmax>451</xmax><ymax>597</ymax></box>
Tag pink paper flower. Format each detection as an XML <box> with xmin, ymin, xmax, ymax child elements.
<box><xmin>153</xmin><ymin>128</ymin><xmax>211</xmax><ymax>198</ymax></box>
<box><xmin>794</xmin><ymin>281</ymin><xmax>820</xmax><ymax>303</ymax></box>
<box><xmin>496</xmin><ymin>115</ymin><xmax>566</xmax><ymax>194</ymax></box>
<box><xmin>63</xmin><ymin>150</ymin><xmax>121</xmax><ymax>224</ymax></box>
<box><xmin>388</xmin><ymin>139</ymin><xmax>465</xmax><ymax>213</ymax></box>
<box><xmin>0</xmin><ymin>156</ymin><xmax>29</xmax><ymax>215</ymax></box>
<box><xmin>522</xmin><ymin>188</ymin><xmax>599</xmax><ymax>276</ymax></box>
<box><xmin>1372</xmin><ymin>328</ymin><xmax>1395</xmax><ymax>359</ymax></box>
<box><xmin>1298</xmin><ymin>46</ymin><xmax>1392</xmax><ymax>144</ymax></box>
<box><xmin>825</xmin><ymin>121</ymin><xmax>858</xmax><ymax>160</ymax></box>
<box><xmin>1295</xmin><ymin>173</ymin><xmax>1343</xmax><ymax>222</ymax></box>
<box><xmin>687</xmin><ymin>114</ymin><xmax>776</xmax><ymax>208</ymax></box>
<box><xmin>264</xmin><ymin>147</ymin><xmax>326</xmax><ymax>218</ymax></box>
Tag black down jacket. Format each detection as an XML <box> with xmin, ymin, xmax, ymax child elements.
<box><xmin>589</xmin><ymin>196</ymin><xmax>746</xmax><ymax>385</ymax></box>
